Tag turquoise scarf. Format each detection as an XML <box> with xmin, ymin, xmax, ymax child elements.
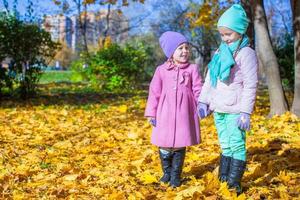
<box><xmin>208</xmin><ymin>35</ymin><xmax>249</xmax><ymax>87</ymax></box>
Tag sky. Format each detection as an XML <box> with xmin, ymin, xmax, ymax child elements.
<box><xmin>0</xmin><ymin>0</ymin><xmax>161</xmax><ymax>34</ymax></box>
<box><xmin>0</xmin><ymin>0</ymin><xmax>293</xmax><ymax>37</ymax></box>
<box><xmin>0</xmin><ymin>0</ymin><xmax>59</xmax><ymax>15</ymax></box>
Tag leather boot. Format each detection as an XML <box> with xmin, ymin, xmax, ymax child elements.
<box><xmin>159</xmin><ymin>148</ymin><xmax>173</xmax><ymax>183</ymax></box>
<box><xmin>227</xmin><ymin>158</ymin><xmax>246</xmax><ymax>194</ymax></box>
<box><xmin>170</xmin><ymin>148</ymin><xmax>186</xmax><ymax>187</ymax></box>
<box><xmin>218</xmin><ymin>154</ymin><xmax>232</xmax><ymax>182</ymax></box>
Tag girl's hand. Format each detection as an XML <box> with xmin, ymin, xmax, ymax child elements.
<box><xmin>198</xmin><ymin>103</ymin><xmax>211</xmax><ymax>119</ymax></box>
<box><xmin>148</xmin><ymin>117</ymin><xmax>156</xmax><ymax>127</ymax></box>
<box><xmin>237</xmin><ymin>113</ymin><xmax>250</xmax><ymax>131</ymax></box>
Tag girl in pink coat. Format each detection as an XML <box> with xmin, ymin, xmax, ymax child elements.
<box><xmin>145</xmin><ymin>31</ymin><xmax>202</xmax><ymax>187</ymax></box>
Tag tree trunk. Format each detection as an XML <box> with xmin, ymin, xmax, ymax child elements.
<box><xmin>82</xmin><ymin>3</ymin><xmax>89</xmax><ymax>56</ymax></box>
<box><xmin>74</xmin><ymin>0</ymin><xmax>89</xmax><ymax>58</ymax></box>
<box><xmin>241</xmin><ymin>0</ymin><xmax>255</xmax><ymax>47</ymax></box>
<box><xmin>257</xmin><ymin>54</ymin><xmax>267</xmax><ymax>86</ymax></box>
<box><xmin>20</xmin><ymin>62</ymin><xmax>28</xmax><ymax>99</ymax></box>
<box><xmin>291</xmin><ymin>0</ymin><xmax>300</xmax><ymax>117</ymax></box>
<box><xmin>253</xmin><ymin>0</ymin><xmax>288</xmax><ymax>116</ymax></box>
<box><xmin>102</xmin><ymin>3</ymin><xmax>111</xmax><ymax>46</ymax></box>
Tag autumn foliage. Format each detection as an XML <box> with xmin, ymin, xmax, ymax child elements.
<box><xmin>0</xmin><ymin>87</ymin><xmax>299</xmax><ymax>199</ymax></box>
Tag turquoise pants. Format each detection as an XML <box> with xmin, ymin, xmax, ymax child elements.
<box><xmin>214</xmin><ymin>112</ymin><xmax>246</xmax><ymax>161</ymax></box>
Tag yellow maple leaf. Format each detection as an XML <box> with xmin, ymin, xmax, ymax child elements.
<box><xmin>0</xmin><ymin>168</ymin><xmax>8</xmax><ymax>180</ymax></box>
<box><xmin>138</xmin><ymin>99</ymin><xmax>146</xmax><ymax>109</ymax></box>
<box><xmin>235</xmin><ymin>193</ymin><xmax>246</xmax><ymax>200</ymax></box>
<box><xmin>275</xmin><ymin>185</ymin><xmax>290</xmax><ymax>200</ymax></box>
<box><xmin>119</xmin><ymin>105</ymin><xmax>128</xmax><ymax>113</ymax></box>
<box><xmin>127</xmin><ymin>131</ymin><xmax>139</xmax><ymax>140</ymax></box>
<box><xmin>15</xmin><ymin>164</ymin><xmax>30</xmax><ymax>175</ymax></box>
<box><xmin>104</xmin><ymin>36</ymin><xmax>112</xmax><ymax>48</ymax></box>
<box><xmin>63</xmin><ymin>174</ymin><xmax>78</xmax><ymax>181</ymax></box>
<box><xmin>88</xmin><ymin>187</ymin><xmax>104</xmax><ymax>196</ymax></box>
<box><xmin>278</xmin><ymin>171</ymin><xmax>291</xmax><ymax>185</ymax></box>
<box><xmin>81</xmin><ymin>155</ymin><xmax>98</xmax><ymax>167</ymax></box>
<box><xmin>219</xmin><ymin>182</ymin><xmax>232</xmax><ymax>199</ymax></box>
<box><xmin>56</xmin><ymin>163</ymin><xmax>72</xmax><ymax>173</ymax></box>
<box><xmin>203</xmin><ymin>172</ymin><xmax>220</xmax><ymax>194</ymax></box>
<box><xmin>12</xmin><ymin>190</ymin><xmax>25</xmax><ymax>200</ymax></box>
<box><xmin>53</xmin><ymin>140</ymin><xmax>73</xmax><ymax>149</ymax></box>
<box><xmin>109</xmin><ymin>191</ymin><xmax>126</xmax><ymax>200</ymax></box>
<box><xmin>138</xmin><ymin>171</ymin><xmax>157</xmax><ymax>184</ymax></box>
<box><xmin>84</xmin><ymin>0</ymin><xmax>95</xmax><ymax>4</ymax></box>
<box><xmin>188</xmin><ymin>153</ymin><xmax>200</xmax><ymax>161</ymax></box>
<box><xmin>175</xmin><ymin>185</ymin><xmax>205</xmax><ymax>200</ymax></box>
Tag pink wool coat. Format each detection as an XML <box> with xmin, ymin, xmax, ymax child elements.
<box><xmin>145</xmin><ymin>62</ymin><xmax>202</xmax><ymax>148</ymax></box>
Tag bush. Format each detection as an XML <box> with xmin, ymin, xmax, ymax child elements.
<box><xmin>71</xmin><ymin>43</ymin><xmax>150</xmax><ymax>91</ymax></box>
<box><xmin>274</xmin><ymin>35</ymin><xmax>294</xmax><ymax>89</ymax></box>
<box><xmin>0</xmin><ymin>66</ymin><xmax>13</xmax><ymax>95</ymax></box>
<box><xmin>0</xmin><ymin>13</ymin><xmax>59</xmax><ymax>98</ymax></box>
<box><xmin>126</xmin><ymin>33</ymin><xmax>166</xmax><ymax>81</ymax></box>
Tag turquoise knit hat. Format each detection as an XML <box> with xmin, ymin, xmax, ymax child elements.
<box><xmin>217</xmin><ymin>4</ymin><xmax>249</xmax><ymax>34</ymax></box>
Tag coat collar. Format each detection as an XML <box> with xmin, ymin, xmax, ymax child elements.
<box><xmin>165</xmin><ymin>60</ymin><xmax>190</xmax><ymax>70</ymax></box>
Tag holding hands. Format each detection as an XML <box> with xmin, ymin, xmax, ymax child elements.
<box><xmin>236</xmin><ymin>112</ymin><xmax>250</xmax><ymax>131</ymax></box>
<box><xmin>198</xmin><ymin>102</ymin><xmax>211</xmax><ymax>119</ymax></box>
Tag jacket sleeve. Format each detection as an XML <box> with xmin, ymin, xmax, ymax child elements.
<box><xmin>198</xmin><ymin>69</ymin><xmax>212</xmax><ymax>105</ymax></box>
<box><xmin>144</xmin><ymin>67</ymin><xmax>162</xmax><ymax>117</ymax></box>
<box><xmin>192</xmin><ymin>65</ymin><xmax>203</xmax><ymax>102</ymax></box>
<box><xmin>240</xmin><ymin>48</ymin><xmax>258</xmax><ymax>114</ymax></box>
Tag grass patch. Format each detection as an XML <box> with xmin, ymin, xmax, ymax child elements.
<box><xmin>39</xmin><ymin>70</ymin><xmax>82</xmax><ymax>84</ymax></box>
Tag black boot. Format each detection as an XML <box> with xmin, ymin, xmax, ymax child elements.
<box><xmin>159</xmin><ymin>148</ymin><xmax>173</xmax><ymax>183</ymax></box>
<box><xmin>218</xmin><ymin>154</ymin><xmax>232</xmax><ymax>182</ymax></box>
<box><xmin>170</xmin><ymin>148</ymin><xmax>186</xmax><ymax>187</ymax></box>
<box><xmin>227</xmin><ymin>158</ymin><xmax>246</xmax><ymax>194</ymax></box>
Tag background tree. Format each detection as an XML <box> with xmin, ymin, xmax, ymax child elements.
<box><xmin>185</xmin><ymin>0</ymin><xmax>226</xmax><ymax>77</ymax></box>
<box><xmin>267</xmin><ymin>0</ymin><xmax>292</xmax><ymax>45</ymax></box>
<box><xmin>253</xmin><ymin>0</ymin><xmax>288</xmax><ymax>116</ymax></box>
<box><xmin>53</xmin><ymin>0</ymin><xmax>145</xmax><ymax>60</ymax></box>
<box><xmin>290</xmin><ymin>0</ymin><xmax>300</xmax><ymax>117</ymax></box>
<box><xmin>185</xmin><ymin>1</ymin><xmax>249</xmax><ymax>78</ymax></box>
<box><xmin>186</xmin><ymin>0</ymin><xmax>292</xmax><ymax>117</ymax></box>
<box><xmin>52</xmin><ymin>42</ymin><xmax>75</xmax><ymax>70</ymax></box>
<box><xmin>0</xmin><ymin>13</ymin><xmax>59</xmax><ymax>97</ymax></box>
<box><xmin>90</xmin><ymin>0</ymin><xmax>146</xmax><ymax>46</ymax></box>
<box><xmin>53</xmin><ymin>0</ymin><xmax>90</xmax><ymax>58</ymax></box>
<box><xmin>240</xmin><ymin>0</ymin><xmax>254</xmax><ymax>47</ymax></box>
<box><xmin>75</xmin><ymin>0</ymin><xmax>89</xmax><ymax>57</ymax></box>
<box><xmin>125</xmin><ymin>32</ymin><xmax>164</xmax><ymax>80</ymax></box>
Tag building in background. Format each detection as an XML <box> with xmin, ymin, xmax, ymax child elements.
<box><xmin>42</xmin><ymin>14</ymin><xmax>72</xmax><ymax>48</ymax></box>
<box><xmin>42</xmin><ymin>10</ymin><xmax>129</xmax><ymax>52</ymax></box>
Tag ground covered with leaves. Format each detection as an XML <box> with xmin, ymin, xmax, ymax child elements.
<box><xmin>0</xmin><ymin>84</ymin><xmax>299</xmax><ymax>199</ymax></box>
